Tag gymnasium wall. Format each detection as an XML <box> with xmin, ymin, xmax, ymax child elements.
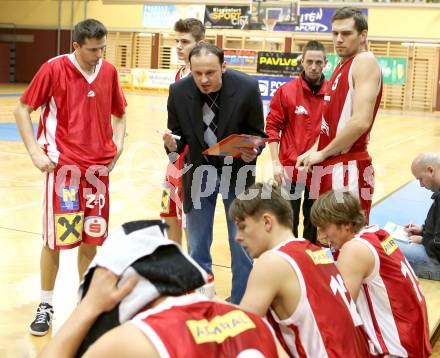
<box><xmin>0</xmin><ymin>1</ymin><xmax>439</xmax><ymax>38</ymax></box>
<box><xmin>0</xmin><ymin>44</ymin><xmax>9</xmax><ymax>83</ymax></box>
<box><xmin>0</xmin><ymin>0</ymin><xmax>439</xmax><ymax>86</ymax></box>
<box><xmin>0</xmin><ymin>29</ymin><xmax>71</xmax><ymax>82</ymax></box>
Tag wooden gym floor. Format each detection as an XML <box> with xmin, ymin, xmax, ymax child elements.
<box><xmin>0</xmin><ymin>84</ymin><xmax>439</xmax><ymax>357</ymax></box>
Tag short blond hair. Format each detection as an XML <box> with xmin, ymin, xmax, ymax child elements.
<box><xmin>310</xmin><ymin>191</ymin><xmax>365</xmax><ymax>233</ymax></box>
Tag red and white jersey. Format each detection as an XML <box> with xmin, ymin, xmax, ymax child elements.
<box><xmin>353</xmin><ymin>226</ymin><xmax>432</xmax><ymax>358</ymax></box>
<box><xmin>160</xmin><ymin>65</ymin><xmax>191</xmax><ymax>223</ymax></box>
<box><xmin>130</xmin><ymin>293</ymin><xmax>279</xmax><ymax>358</ymax></box>
<box><xmin>318</xmin><ymin>53</ymin><xmax>382</xmax><ymax>154</ymax></box>
<box><xmin>175</xmin><ymin>65</ymin><xmax>190</xmax><ymax>81</ymax></box>
<box><xmin>268</xmin><ymin>239</ymin><xmax>371</xmax><ymax>358</ymax></box>
<box><xmin>21</xmin><ymin>53</ymin><xmax>127</xmax><ymax>172</ymax></box>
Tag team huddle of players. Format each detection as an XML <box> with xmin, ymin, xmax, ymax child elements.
<box><xmin>39</xmin><ymin>186</ymin><xmax>432</xmax><ymax>358</ymax></box>
<box><xmin>155</xmin><ymin>10</ymin><xmax>432</xmax><ymax>358</ymax></box>
<box><xmin>15</xmin><ymin>7</ymin><xmax>433</xmax><ymax>358</ymax></box>
<box><xmin>155</xmin><ymin>12</ymin><xmax>431</xmax><ymax>358</ymax></box>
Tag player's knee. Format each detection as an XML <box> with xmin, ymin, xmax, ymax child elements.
<box><xmin>79</xmin><ymin>243</ymin><xmax>97</xmax><ymax>258</ymax></box>
<box><xmin>42</xmin><ymin>245</ymin><xmax>60</xmax><ymax>259</ymax></box>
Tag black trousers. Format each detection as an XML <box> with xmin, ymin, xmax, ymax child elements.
<box><xmin>287</xmin><ymin>183</ymin><xmax>317</xmax><ymax>243</ymax></box>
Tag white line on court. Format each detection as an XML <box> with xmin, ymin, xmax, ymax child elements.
<box><xmin>0</xmin><ymin>151</ymin><xmax>28</xmax><ymax>157</ymax></box>
<box><xmin>0</xmin><ymin>200</ymin><xmax>40</xmax><ymax>214</ymax></box>
<box><xmin>0</xmin><ymin>178</ymin><xmax>40</xmax><ymax>185</ymax></box>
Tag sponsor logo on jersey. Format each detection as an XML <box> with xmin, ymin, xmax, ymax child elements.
<box><xmin>321</xmin><ymin>117</ymin><xmax>330</xmax><ymax>136</ymax></box>
<box><xmin>381</xmin><ymin>235</ymin><xmax>398</xmax><ymax>255</ymax></box>
<box><xmin>306</xmin><ymin>248</ymin><xmax>334</xmax><ymax>265</ymax></box>
<box><xmin>55</xmin><ymin>212</ymin><xmax>84</xmax><ymax>246</ymax></box>
<box><xmin>186</xmin><ymin>310</ymin><xmax>255</xmax><ymax>344</ymax></box>
<box><xmin>84</xmin><ymin>216</ymin><xmax>107</xmax><ymax>238</ymax></box>
<box><xmin>160</xmin><ymin>189</ymin><xmax>171</xmax><ymax>214</ymax></box>
<box><xmin>237</xmin><ymin>349</ymin><xmax>265</xmax><ymax>357</ymax></box>
<box><xmin>59</xmin><ymin>186</ymin><xmax>79</xmax><ymax>211</ymax></box>
<box><xmin>294</xmin><ymin>105</ymin><xmax>308</xmax><ymax>116</ymax></box>
<box><xmin>87</xmin><ymin>90</ymin><xmax>95</xmax><ymax>97</ymax></box>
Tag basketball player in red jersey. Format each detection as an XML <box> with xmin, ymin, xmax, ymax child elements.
<box><xmin>311</xmin><ymin>191</ymin><xmax>432</xmax><ymax>358</ymax></box>
<box><xmin>296</xmin><ymin>7</ymin><xmax>382</xmax><ymax>221</ymax></box>
<box><xmin>14</xmin><ymin>19</ymin><xmax>127</xmax><ymax>336</ymax></box>
<box><xmin>39</xmin><ymin>268</ymin><xmax>288</xmax><ymax>357</ymax></box>
<box><xmin>230</xmin><ymin>183</ymin><xmax>371</xmax><ymax>357</ymax></box>
<box><xmin>160</xmin><ymin>18</ymin><xmax>205</xmax><ymax>244</ymax></box>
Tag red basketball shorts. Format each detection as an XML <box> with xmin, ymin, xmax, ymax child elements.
<box><xmin>309</xmin><ymin>158</ymin><xmax>374</xmax><ymax>222</ymax></box>
<box><xmin>43</xmin><ymin>165</ymin><xmax>110</xmax><ymax>250</ymax></box>
<box><xmin>160</xmin><ymin>147</ymin><xmax>187</xmax><ymax>228</ymax></box>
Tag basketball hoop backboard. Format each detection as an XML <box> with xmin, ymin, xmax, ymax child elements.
<box><xmin>250</xmin><ymin>0</ymin><xmax>300</xmax><ymax>31</ymax></box>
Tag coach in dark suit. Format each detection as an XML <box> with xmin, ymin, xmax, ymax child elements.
<box><xmin>163</xmin><ymin>43</ymin><xmax>265</xmax><ymax>304</ymax></box>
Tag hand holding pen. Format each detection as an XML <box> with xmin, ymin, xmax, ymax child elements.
<box><xmin>159</xmin><ymin>129</ymin><xmax>180</xmax><ymax>152</ymax></box>
<box><xmin>404</xmin><ymin>222</ymin><xmax>422</xmax><ymax>236</ymax></box>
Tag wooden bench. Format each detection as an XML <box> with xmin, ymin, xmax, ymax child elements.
<box><xmin>420</xmin><ymin>279</ymin><xmax>440</xmax><ymax>344</ymax></box>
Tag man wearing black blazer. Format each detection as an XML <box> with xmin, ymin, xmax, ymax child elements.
<box><xmin>163</xmin><ymin>43</ymin><xmax>265</xmax><ymax>304</ymax></box>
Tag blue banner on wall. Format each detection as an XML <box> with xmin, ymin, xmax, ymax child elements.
<box><xmin>143</xmin><ymin>4</ymin><xmax>205</xmax><ymax>28</ymax></box>
<box><xmin>253</xmin><ymin>75</ymin><xmax>293</xmax><ymax>101</ymax></box>
<box><xmin>275</xmin><ymin>7</ymin><xmax>368</xmax><ymax>32</ymax></box>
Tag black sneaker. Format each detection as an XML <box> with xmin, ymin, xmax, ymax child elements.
<box><xmin>29</xmin><ymin>303</ymin><xmax>53</xmax><ymax>336</ymax></box>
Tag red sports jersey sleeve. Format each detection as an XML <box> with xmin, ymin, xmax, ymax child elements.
<box><xmin>111</xmin><ymin>68</ymin><xmax>127</xmax><ymax>117</ymax></box>
<box><xmin>21</xmin><ymin>61</ymin><xmax>53</xmax><ymax>110</ymax></box>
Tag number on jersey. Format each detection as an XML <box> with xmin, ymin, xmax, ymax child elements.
<box><xmin>400</xmin><ymin>259</ymin><xmax>423</xmax><ymax>302</ymax></box>
<box><xmin>331</xmin><ymin>73</ymin><xmax>342</xmax><ymax>91</ymax></box>
<box><xmin>330</xmin><ymin>274</ymin><xmax>363</xmax><ymax>326</ymax></box>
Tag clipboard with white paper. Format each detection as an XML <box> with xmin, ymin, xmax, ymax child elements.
<box><xmin>202</xmin><ymin>134</ymin><xmax>268</xmax><ymax>158</ymax></box>
<box><xmin>383</xmin><ymin>222</ymin><xmax>411</xmax><ymax>243</ymax></box>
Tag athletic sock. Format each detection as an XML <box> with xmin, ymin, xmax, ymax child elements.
<box><xmin>41</xmin><ymin>290</ymin><xmax>54</xmax><ymax>306</ymax></box>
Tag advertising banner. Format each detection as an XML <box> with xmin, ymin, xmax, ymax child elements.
<box><xmin>117</xmin><ymin>68</ymin><xmax>132</xmax><ymax>87</ymax></box>
<box><xmin>253</xmin><ymin>75</ymin><xmax>293</xmax><ymax>101</ymax></box>
<box><xmin>294</xmin><ymin>7</ymin><xmax>368</xmax><ymax>32</ymax></box>
<box><xmin>131</xmin><ymin>69</ymin><xmax>175</xmax><ymax>89</ymax></box>
<box><xmin>251</xmin><ymin>6</ymin><xmax>367</xmax><ymax>32</ymax></box>
<box><xmin>378</xmin><ymin>56</ymin><xmax>407</xmax><ymax>85</ymax></box>
<box><xmin>257</xmin><ymin>52</ymin><xmax>302</xmax><ymax>76</ymax></box>
<box><xmin>323</xmin><ymin>54</ymin><xmax>339</xmax><ymax>79</ymax></box>
<box><xmin>204</xmin><ymin>6</ymin><xmax>250</xmax><ymax>29</ymax></box>
<box><xmin>323</xmin><ymin>54</ymin><xmax>407</xmax><ymax>84</ymax></box>
<box><xmin>224</xmin><ymin>50</ymin><xmax>257</xmax><ymax>67</ymax></box>
<box><xmin>143</xmin><ymin>4</ymin><xmax>205</xmax><ymax>28</ymax></box>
